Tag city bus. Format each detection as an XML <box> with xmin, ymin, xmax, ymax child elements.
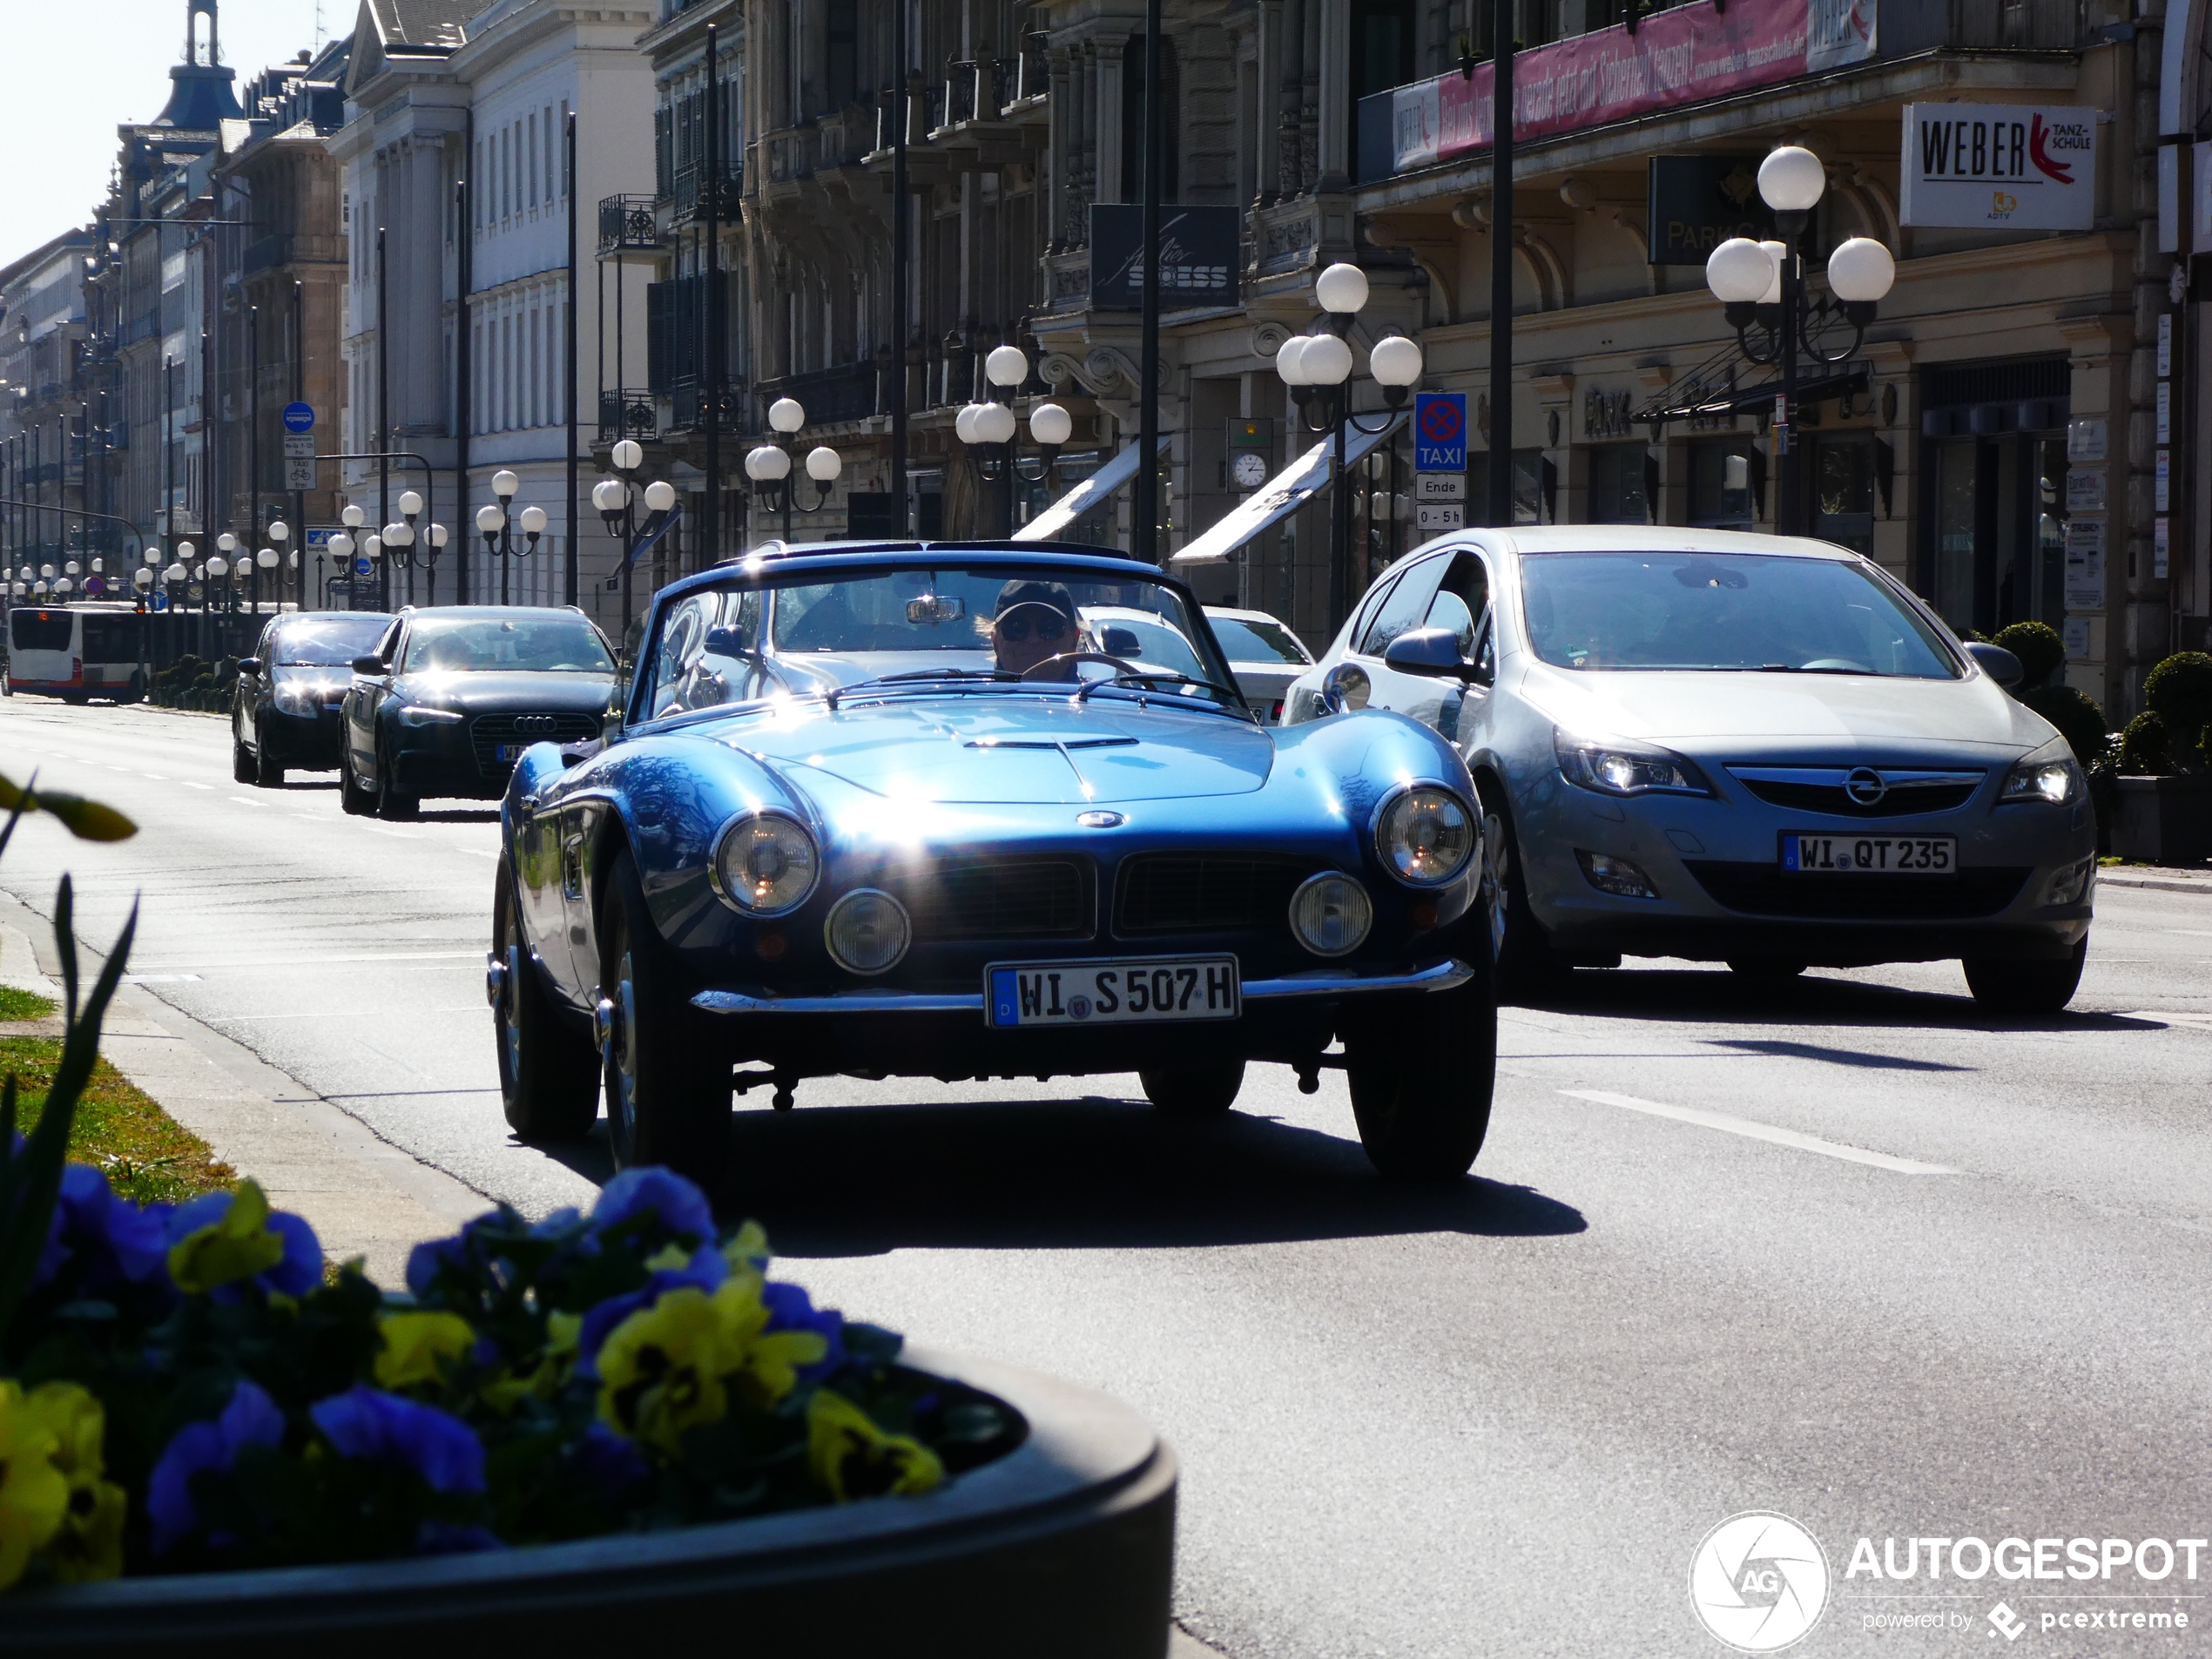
<box><xmin>5</xmin><ymin>603</ymin><xmax>147</xmax><ymax>702</ymax></box>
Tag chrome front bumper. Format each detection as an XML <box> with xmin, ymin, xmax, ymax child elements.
<box><xmin>690</xmin><ymin>956</ymin><xmax>1475</xmax><ymax>1017</ymax></box>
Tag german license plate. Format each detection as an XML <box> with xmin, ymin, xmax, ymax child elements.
<box><xmin>496</xmin><ymin>744</ymin><xmax>531</xmax><ymax>762</ymax></box>
<box><xmin>1782</xmin><ymin>833</ymin><xmax>1957</xmax><ymax>873</ymax></box>
<box><xmin>986</xmin><ymin>955</ymin><xmax>1240</xmax><ymax>1028</ymax></box>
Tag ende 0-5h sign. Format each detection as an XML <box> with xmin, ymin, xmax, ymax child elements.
<box><xmin>1899</xmin><ymin>104</ymin><xmax>2096</xmax><ymax>231</ymax></box>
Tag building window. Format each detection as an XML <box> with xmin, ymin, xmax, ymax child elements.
<box><xmin>528</xmin><ymin>113</ymin><xmax>538</xmax><ymax>208</ymax></box>
<box><xmin>1587</xmin><ymin>444</ymin><xmax>1652</xmax><ymax>525</ymax></box>
<box><xmin>1812</xmin><ymin>434</ymin><xmax>1876</xmax><ymax>556</ymax></box>
<box><xmin>826</xmin><ymin>0</ymin><xmax>858</xmax><ymax>111</ymax></box>
<box><xmin>1688</xmin><ymin>437</ymin><xmax>1758</xmax><ymax>529</ymax></box>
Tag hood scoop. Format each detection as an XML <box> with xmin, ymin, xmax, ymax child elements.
<box><xmin>966</xmin><ymin>735</ymin><xmax>1137</xmax><ymax>751</ymax></box>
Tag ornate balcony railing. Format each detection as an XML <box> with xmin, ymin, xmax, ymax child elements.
<box><xmin>667</xmin><ymin>380</ymin><xmax>745</xmax><ymax>434</ymax></box>
<box><xmin>598</xmin><ymin>195</ymin><xmax>659</xmax><ymax>256</ymax></box>
<box><xmin>598</xmin><ymin>388</ymin><xmax>658</xmax><ymax>442</ymax></box>
<box><xmin>671</xmin><ymin>161</ymin><xmax>742</xmax><ymax>224</ymax></box>
<box><xmin>755</xmin><ymin>361</ymin><xmax>879</xmax><ymax>428</ymax></box>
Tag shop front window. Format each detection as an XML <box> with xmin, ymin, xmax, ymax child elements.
<box><xmin>1588</xmin><ymin>444</ymin><xmax>1651</xmax><ymax>525</ymax></box>
<box><xmin>1688</xmin><ymin>437</ymin><xmax>1757</xmax><ymax>529</ymax></box>
<box><xmin>1813</xmin><ymin>435</ymin><xmax>1875</xmax><ymax>555</ymax></box>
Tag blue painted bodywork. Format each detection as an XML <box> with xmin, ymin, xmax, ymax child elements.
<box><xmin>500</xmin><ymin>545</ymin><xmax>1482</xmax><ymax>1082</ymax></box>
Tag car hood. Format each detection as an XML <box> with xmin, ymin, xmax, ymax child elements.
<box><xmin>708</xmin><ymin>693</ymin><xmax>1275</xmax><ymax>804</ymax></box>
<box><xmin>388</xmin><ymin>670</ymin><xmax>618</xmax><ymax>713</ymax></box>
<box><xmin>1523</xmin><ymin>665</ymin><xmax>2050</xmax><ymax>755</ymax></box>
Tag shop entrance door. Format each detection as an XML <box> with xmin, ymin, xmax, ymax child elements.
<box><xmin>1927</xmin><ymin>431</ymin><xmax>2067</xmax><ymax>636</ymax></box>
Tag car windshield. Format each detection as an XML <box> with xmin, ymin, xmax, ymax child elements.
<box><xmin>645</xmin><ymin>561</ymin><xmax>1239</xmax><ymax>719</ymax></box>
<box><xmin>1208</xmin><ymin>615</ymin><xmax>1311</xmax><ymax>664</ymax></box>
<box><xmin>276</xmin><ymin>617</ymin><xmax>390</xmax><ymax>667</ymax></box>
<box><xmin>1518</xmin><ymin>551</ymin><xmax>1960</xmax><ymax>678</ymax></box>
<box><xmin>401</xmin><ymin>615</ymin><xmax>614</xmax><ymax>674</ymax></box>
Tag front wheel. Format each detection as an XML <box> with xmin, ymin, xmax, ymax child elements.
<box><xmin>1141</xmin><ymin>1060</ymin><xmax>1244</xmax><ymax>1118</ymax></box>
<box><xmin>375</xmin><ymin>739</ymin><xmax>419</xmax><ymax>819</ymax></box>
<box><xmin>1963</xmin><ymin>937</ymin><xmax>2087</xmax><ymax>1015</ymax></box>
<box><xmin>1476</xmin><ymin>782</ymin><xmax>1565</xmax><ymax>1002</ymax></box>
<box><xmin>492</xmin><ymin>857</ymin><xmax>600</xmax><ymax>1142</ymax></box>
<box><xmin>1342</xmin><ymin>948</ymin><xmax>1497</xmax><ymax>1180</ymax></box>
<box><xmin>339</xmin><ymin>748</ymin><xmax>374</xmax><ymax>815</ymax></box>
<box><xmin>254</xmin><ymin>718</ymin><xmax>286</xmax><ymax>787</ymax></box>
<box><xmin>232</xmin><ymin>724</ymin><xmax>256</xmax><ymax>784</ymax></box>
<box><xmin>600</xmin><ymin>848</ymin><xmax>731</xmax><ymax>1184</ymax></box>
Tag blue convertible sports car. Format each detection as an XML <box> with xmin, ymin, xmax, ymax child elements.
<box><xmin>489</xmin><ymin>542</ymin><xmax>1495</xmax><ymax>1185</ymax></box>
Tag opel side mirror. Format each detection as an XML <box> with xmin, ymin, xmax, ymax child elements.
<box><xmin>1383</xmin><ymin>627</ymin><xmax>1485</xmax><ymax>684</ymax></box>
<box><xmin>350</xmin><ymin>654</ymin><xmax>385</xmax><ymax>675</ymax></box>
<box><xmin>236</xmin><ymin>657</ymin><xmax>262</xmax><ymax>676</ymax></box>
<box><xmin>1962</xmin><ymin>640</ymin><xmax>2022</xmax><ymax>688</ymax></box>
<box><xmin>704</xmin><ymin>624</ymin><xmax>752</xmax><ymax>658</ymax></box>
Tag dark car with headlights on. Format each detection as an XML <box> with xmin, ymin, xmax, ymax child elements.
<box><xmin>341</xmin><ymin>606</ymin><xmax>618</xmax><ymax>819</ymax></box>
<box><xmin>485</xmin><ymin>542</ymin><xmax>1494</xmax><ymax>1189</ymax></box>
<box><xmin>232</xmin><ymin>611</ymin><xmax>394</xmax><ymax>786</ymax></box>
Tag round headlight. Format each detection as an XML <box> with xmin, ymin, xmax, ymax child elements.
<box><xmin>712</xmin><ymin>810</ymin><xmax>820</xmax><ymax>916</ymax></box>
<box><xmin>824</xmin><ymin>888</ymin><xmax>911</xmax><ymax>975</ymax></box>
<box><xmin>1374</xmin><ymin>785</ymin><xmax>1475</xmax><ymax>886</ymax></box>
<box><xmin>1289</xmin><ymin>872</ymin><xmax>1372</xmax><ymax>958</ymax></box>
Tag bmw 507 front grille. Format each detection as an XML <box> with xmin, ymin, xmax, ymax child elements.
<box><xmin>1113</xmin><ymin>853</ymin><xmax>1317</xmax><ymax>935</ymax></box>
<box><xmin>469</xmin><ymin>711</ymin><xmax>603</xmax><ymax>772</ymax></box>
<box><xmin>887</xmin><ymin>858</ymin><xmax>1091</xmax><ymax>941</ymax></box>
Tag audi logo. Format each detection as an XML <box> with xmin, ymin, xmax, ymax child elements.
<box><xmin>1844</xmin><ymin>767</ymin><xmax>1888</xmax><ymax>806</ymax></box>
<box><xmin>512</xmin><ymin>714</ymin><xmax>558</xmax><ymax>734</ymax></box>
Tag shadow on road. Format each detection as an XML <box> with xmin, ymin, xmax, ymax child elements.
<box><xmin>413</xmin><ymin>807</ymin><xmax>502</xmax><ymax>824</ymax></box>
<box><xmin>1506</xmin><ymin>966</ymin><xmax>2162</xmax><ymax>1035</ymax></box>
<box><xmin>702</xmin><ymin>1094</ymin><xmax>1585</xmax><ymax>1257</ymax></box>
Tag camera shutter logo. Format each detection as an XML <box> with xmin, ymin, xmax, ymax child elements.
<box><xmin>1688</xmin><ymin>1512</ymin><xmax>1831</xmax><ymax>1651</ymax></box>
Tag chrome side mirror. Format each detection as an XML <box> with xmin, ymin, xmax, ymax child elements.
<box><xmin>1320</xmin><ymin>662</ymin><xmax>1371</xmax><ymax>714</ymax></box>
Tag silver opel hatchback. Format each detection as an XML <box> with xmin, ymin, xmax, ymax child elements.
<box><xmin>1281</xmin><ymin>527</ymin><xmax>2097</xmax><ymax>1011</ymax></box>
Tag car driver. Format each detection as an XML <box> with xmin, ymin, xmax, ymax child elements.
<box><xmin>989</xmin><ymin>579</ymin><xmax>1081</xmax><ymax>679</ymax></box>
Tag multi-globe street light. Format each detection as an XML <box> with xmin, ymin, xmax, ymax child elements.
<box><xmin>955</xmin><ymin>346</ymin><xmax>1071</xmax><ymax>537</ymax></box>
<box><xmin>474</xmin><ymin>470</ymin><xmax>546</xmax><ymax>606</ymax></box>
<box><xmin>591</xmin><ymin>438</ymin><xmax>677</xmax><ymax>637</ymax></box>
<box><xmin>1703</xmin><ymin>145</ymin><xmax>1897</xmax><ymax>536</ymax></box>
<box><xmin>1274</xmin><ymin>262</ymin><xmax>1425</xmax><ymax>631</ymax></box>
<box><xmin>745</xmin><ymin>397</ymin><xmax>841</xmax><ymax>543</ymax></box>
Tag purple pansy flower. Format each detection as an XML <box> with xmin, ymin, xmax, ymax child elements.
<box><xmin>575</xmin><ymin>1245</ymin><xmax>728</xmax><ymax>1369</ymax></box>
<box><xmin>36</xmin><ymin>1163</ymin><xmax>174</xmax><ymax>1294</ymax></box>
<box><xmin>760</xmin><ymin>1280</ymin><xmax>846</xmax><ymax>1382</ymax></box>
<box><xmin>590</xmin><ymin>1167</ymin><xmax>716</xmax><ymax>1246</ymax></box>
<box><xmin>146</xmin><ymin>1378</ymin><xmax>287</xmax><ymax>1554</ymax></box>
<box><xmin>162</xmin><ymin>1190</ymin><xmax>322</xmax><ymax>1302</ymax></box>
<box><xmin>309</xmin><ymin>1386</ymin><xmax>487</xmax><ymax>1494</ymax></box>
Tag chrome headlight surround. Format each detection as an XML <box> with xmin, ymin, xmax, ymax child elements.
<box><xmin>1288</xmin><ymin>871</ymin><xmax>1373</xmax><ymax>957</ymax></box>
<box><xmin>2000</xmin><ymin>737</ymin><xmax>2085</xmax><ymax>806</ymax></box>
<box><xmin>823</xmin><ymin>887</ymin><xmax>912</xmax><ymax>975</ymax></box>
<box><xmin>396</xmin><ymin>703</ymin><xmax>463</xmax><ymax>727</ymax></box>
<box><xmin>1369</xmin><ymin>780</ymin><xmax>1478</xmax><ymax>887</ymax></box>
<box><xmin>1554</xmin><ymin>728</ymin><xmax>1713</xmax><ymax>798</ymax></box>
<box><xmin>709</xmin><ymin>807</ymin><xmax>822</xmax><ymax>918</ymax></box>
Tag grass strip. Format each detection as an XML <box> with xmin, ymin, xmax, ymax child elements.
<box><xmin>0</xmin><ymin>986</ymin><xmax>57</xmax><ymax>1022</ymax></box>
<box><xmin>1</xmin><ymin>1035</ymin><xmax>236</xmax><ymax>1205</ymax></box>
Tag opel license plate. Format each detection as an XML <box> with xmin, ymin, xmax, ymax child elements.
<box><xmin>986</xmin><ymin>955</ymin><xmax>1240</xmax><ymax>1028</ymax></box>
<box><xmin>1783</xmin><ymin>833</ymin><xmax>1957</xmax><ymax>873</ymax></box>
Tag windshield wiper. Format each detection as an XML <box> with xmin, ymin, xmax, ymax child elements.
<box><xmin>823</xmin><ymin>668</ymin><xmax>1015</xmax><ymax>710</ymax></box>
<box><xmin>1072</xmin><ymin>671</ymin><xmax>1252</xmax><ymax>714</ymax></box>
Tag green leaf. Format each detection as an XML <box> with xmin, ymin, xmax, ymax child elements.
<box><xmin>0</xmin><ymin>772</ymin><xmax>138</xmax><ymax>843</ymax></box>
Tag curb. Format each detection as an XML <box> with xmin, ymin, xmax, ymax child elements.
<box><xmin>2097</xmin><ymin>869</ymin><xmax>2212</xmax><ymax>897</ymax></box>
<box><xmin>0</xmin><ymin>893</ymin><xmax>489</xmax><ymax>1286</ymax></box>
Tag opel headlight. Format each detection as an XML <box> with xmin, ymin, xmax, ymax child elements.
<box><xmin>2000</xmin><ymin>738</ymin><xmax>2084</xmax><ymax>805</ymax></box>
<box><xmin>1373</xmin><ymin>784</ymin><xmax>1476</xmax><ymax>886</ymax></box>
<box><xmin>1554</xmin><ymin>729</ymin><xmax>1712</xmax><ymax>797</ymax></box>
<box><xmin>272</xmin><ymin>680</ymin><xmax>327</xmax><ymax>715</ymax></box>
<box><xmin>711</xmin><ymin>809</ymin><xmax>820</xmax><ymax>916</ymax></box>
<box><xmin>1288</xmin><ymin>872</ymin><xmax>1372</xmax><ymax>957</ymax></box>
<box><xmin>824</xmin><ymin>888</ymin><xmax>910</xmax><ymax>974</ymax></box>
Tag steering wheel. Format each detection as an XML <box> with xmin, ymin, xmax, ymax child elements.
<box><xmin>1018</xmin><ymin>651</ymin><xmax>1142</xmax><ymax>683</ymax></box>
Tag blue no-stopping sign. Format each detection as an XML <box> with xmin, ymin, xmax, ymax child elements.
<box><xmin>1413</xmin><ymin>393</ymin><xmax>1467</xmax><ymax>473</ymax></box>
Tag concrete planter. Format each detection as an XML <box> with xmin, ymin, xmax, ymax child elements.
<box><xmin>2109</xmin><ymin>775</ymin><xmax>2212</xmax><ymax>866</ymax></box>
<box><xmin>0</xmin><ymin>1347</ymin><xmax>1176</xmax><ymax>1659</ymax></box>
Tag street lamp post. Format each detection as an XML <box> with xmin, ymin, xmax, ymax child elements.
<box><xmin>475</xmin><ymin>469</ymin><xmax>544</xmax><ymax>604</ymax></box>
<box><xmin>744</xmin><ymin>399</ymin><xmax>840</xmax><ymax>544</ymax></box>
<box><xmin>955</xmin><ymin>345</ymin><xmax>1070</xmax><ymax>535</ymax></box>
<box><xmin>1703</xmin><ymin>146</ymin><xmax>1896</xmax><ymax>537</ymax></box>
<box><xmin>592</xmin><ymin>438</ymin><xmax>677</xmax><ymax>638</ymax></box>
<box><xmin>382</xmin><ymin>489</ymin><xmax>447</xmax><ymax>607</ymax></box>
<box><xmin>1272</xmin><ymin>262</ymin><xmax>1425</xmax><ymax>634</ymax></box>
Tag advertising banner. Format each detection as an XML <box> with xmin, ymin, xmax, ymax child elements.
<box><xmin>1390</xmin><ymin>0</ymin><xmax>1830</xmax><ymax>173</ymax></box>
<box><xmin>1898</xmin><ymin>104</ymin><xmax>2096</xmax><ymax>230</ymax></box>
<box><xmin>1088</xmin><ymin>206</ymin><xmax>1241</xmax><ymax>312</ymax></box>
<box><xmin>1648</xmin><ymin>155</ymin><xmax>1775</xmax><ymax>265</ymax></box>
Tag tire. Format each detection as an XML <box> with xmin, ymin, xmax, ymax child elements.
<box><xmin>1140</xmin><ymin>1060</ymin><xmax>1245</xmax><ymax>1118</ymax></box>
<box><xmin>1727</xmin><ymin>959</ymin><xmax>1806</xmax><ymax>980</ymax></box>
<box><xmin>375</xmin><ymin>739</ymin><xmax>419</xmax><ymax>820</ymax></box>
<box><xmin>1475</xmin><ymin>780</ymin><xmax>1566</xmax><ymax>1002</ymax></box>
<box><xmin>1963</xmin><ymin>937</ymin><xmax>2086</xmax><ymax>1015</ymax></box>
<box><xmin>232</xmin><ymin>724</ymin><xmax>257</xmax><ymax>784</ymax></box>
<box><xmin>339</xmin><ymin>747</ymin><xmax>375</xmax><ymax>816</ymax></box>
<box><xmin>600</xmin><ymin>847</ymin><xmax>732</xmax><ymax>1184</ymax></box>
<box><xmin>492</xmin><ymin>856</ymin><xmax>600</xmax><ymax>1143</ymax></box>
<box><xmin>1342</xmin><ymin>942</ymin><xmax>1497</xmax><ymax>1180</ymax></box>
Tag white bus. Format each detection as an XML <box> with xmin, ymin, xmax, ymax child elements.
<box><xmin>5</xmin><ymin>603</ymin><xmax>147</xmax><ymax>702</ymax></box>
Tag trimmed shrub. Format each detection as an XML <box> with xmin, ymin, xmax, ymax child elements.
<box><xmin>1991</xmin><ymin>621</ymin><xmax>2064</xmax><ymax>689</ymax></box>
<box><xmin>2142</xmin><ymin>651</ymin><xmax>2212</xmax><ymax>770</ymax></box>
<box><xmin>2115</xmin><ymin>711</ymin><xmax>2172</xmax><ymax>775</ymax></box>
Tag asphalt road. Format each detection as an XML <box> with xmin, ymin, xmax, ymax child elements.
<box><xmin>5</xmin><ymin>694</ymin><xmax>2211</xmax><ymax>1657</ymax></box>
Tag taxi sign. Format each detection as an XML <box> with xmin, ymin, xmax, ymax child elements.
<box><xmin>1413</xmin><ymin>392</ymin><xmax>1467</xmax><ymax>472</ymax></box>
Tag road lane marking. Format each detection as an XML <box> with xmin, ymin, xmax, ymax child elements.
<box><xmin>139</xmin><ymin>772</ymin><xmax>166</xmax><ymax>779</ymax></box>
<box><xmin>1558</xmin><ymin>1089</ymin><xmax>1961</xmax><ymax>1175</ymax></box>
<box><xmin>127</xmin><ymin>950</ymin><xmax>483</xmax><ymax>971</ymax></box>
<box><xmin>228</xmin><ymin>795</ymin><xmax>263</xmax><ymax>806</ymax></box>
<box><xmin>183</xmin><ymin>782</ymin><xmax>212</xmax><ymax>790</ymax></box>
<box><xmin>123</xmin><ymin>974</ymin><xmax>204</xmax><ymax>984</ymax></box>
<box><xmin>2124</xmin><ymin>1010</ymin><xmax>2212</xmax><ymax>1029</ymax></box>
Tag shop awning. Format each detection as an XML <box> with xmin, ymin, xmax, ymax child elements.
<box><xmin>1170</xmin><ymin>413</ymin><xmax>1407</xmax><ymax>567</ymax></box>
<box><xmin>1013</xmin><ymin>436</ymin><xmax>1172</xmax><ymax>543</ymax></box>
<box><xmin>1635</xmin><ymin>363</ymin><xmax>1868</xmax><ymax>428</ymax></box>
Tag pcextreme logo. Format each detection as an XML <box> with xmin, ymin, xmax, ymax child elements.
<box><xmin>1689</xmin><ymin>1512</ymin><xmax>1831</xmax><ymax>1651</ymax></box>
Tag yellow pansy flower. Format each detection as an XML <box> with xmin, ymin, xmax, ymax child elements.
<box><xmin>28</xmin><ymin>1384</ymin><xmax>125</xmax><ymax>1583</ymax></box>
<box><xmin>0</xmin><ymin>1381</ymin><xmax>69</xmax><ymax>1591</ymax></box>
<box><xmin>710</xmin><ymin>1278</ymin><xmax>826</xmax><ymax>1411</ymax></box>
<box><xmin>721</xmin><ymin>1220</ymin><xmax>770</xmax><ymax>1275</ymax></box>
<box><xmin>167</xmin><ymin>1181</ymin><xmax>286</xmax><ymax>1295</ymax></box>
<box><xmin>595</xmin><ymin>1288</ymin><xmax>738</xmax><ymax>1455</ymax></box>
<box><xmin>374</xmin><ymin>1311</ymin><xmax>479</xmax><ymax>1392</ymax></box>
<box><xmin>805</xmin><ymin>1389</ymin><xmax>943</xmax><ymax>1504</ymax></box>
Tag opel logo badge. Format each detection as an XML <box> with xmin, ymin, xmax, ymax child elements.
<box><xmin>1844</xmin><ymin>767</ymin><xmax>1887</xmax><ymax>806</ymax></box>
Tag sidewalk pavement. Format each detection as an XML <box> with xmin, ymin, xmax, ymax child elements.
<box><xmin>0</xmin><ymin>890</ymin><xmax>487</xmax><ymax>1287</ymax></box>
<box><xmin>2099</xmin><ymin>863</ymin><xmax>2212</xmax><ymax>897</ymax></box>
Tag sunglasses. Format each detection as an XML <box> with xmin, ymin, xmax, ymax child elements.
<box><xmin>996</xmin><ymin>611</ymin><xmax>1069</xmax><ymax>643</ymax></box>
